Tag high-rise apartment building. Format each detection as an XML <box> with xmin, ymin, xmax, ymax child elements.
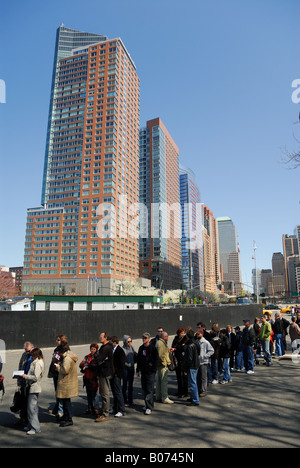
<box><xmin>139</xmin><ymin>118</ymin><xmax>182</xmax><ymax>290</ymax></box>
<box><xmin>203</xmin><ymin>206</ymin><xmax>221</xmax><ymax>294</ymax></box>
<box><xmin>179</xmin><ymin>167</ymin><xmax>204</xmax><ymax>291</ymax></box>
<box><xmin>22</xmin><ymin>26</ymin><xmax>140</xmax><ymax>295</ymax></box>
<box><xmin>282</xmin><ymin>234</ymin><xmax>299</xmax><ymax>295</ymax></box>
<box><xmin>272</xmin><ymin>252</ymin><xmax>286</xmax><ymax>295</ymax></box>
<box><xmin>217</xmin><ymin>217</ymin><xmax>242</xmax><ymax>294</ymax></box>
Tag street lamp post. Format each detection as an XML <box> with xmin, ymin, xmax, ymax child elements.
<box><xmin>253</xmin><ymin>241</ymin><xmax>259</xmax><ymax>304</ymax></box>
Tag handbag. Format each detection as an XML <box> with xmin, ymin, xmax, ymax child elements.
<box><xmin>10</xmin><ymin>389</ymin><xmax>22</xmax><ymax>413</ymax></box>
<box><xmin>168</xmin><ymin>352</ymin><xmax>178</xmax><ymax>372</ymax></box>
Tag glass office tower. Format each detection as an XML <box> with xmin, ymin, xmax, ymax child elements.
<box><xmin>217</xmin><ymin>217</ymin><xmax>242</xmax><ymax>294</ymax></box>
<box><xmin>139</xmin><ymin>118</ymin><xmax>182</xmax><ymax>290</ymax></box>
<box><xmin>179</xmin><ymin>166</ymin><xmax>204</xmax><ymax>291</ymax></box>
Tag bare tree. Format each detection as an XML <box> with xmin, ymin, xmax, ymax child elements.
<box><xmin>281</xmin><ymin>113</ymin><xmax>300</xmax><ymax>168</ymax></box>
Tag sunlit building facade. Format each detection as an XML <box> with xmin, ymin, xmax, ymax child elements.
<box><xmin>22</xmin><ymin>26</ymin><xmax>140</xmax><ymax>295</ymax></box>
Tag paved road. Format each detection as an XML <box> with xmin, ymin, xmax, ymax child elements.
<box><xmin>1</xmin><ymin>330</ymin><xmax>300</xmax><ymax>449</ymax></box>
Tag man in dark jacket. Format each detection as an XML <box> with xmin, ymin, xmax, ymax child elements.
<box><xmin>242</xmin><ymin>319</ymin><xmax>256</xmax><ymax>374</ymax></box>
<box><xmin>273</xmin><ymin>313</ymin><xmax>290</xmax><ymax>357</ymax></box>
<box><xmin>110</xmin><ymin>336</ymin><xmax>126</xmax><ymax>418</ymax></box>
<box><xmin>219</xmin><ymin>329</ymin><xmax>231</xmax><ymax>384</ymax></box>
<box><xmin>95</xmin><ymin>332</ymin><xmax>114</xmax><ymax>423</ymax></box>
<box><xmin>136</xmin><ymin>333</ymin><xmax>158</xmax><ymax>415</ymax></box>
<box><xmin>184</xmin><ymin>329</ymin><xmax>200</xmax><ymax>406</ymax></box>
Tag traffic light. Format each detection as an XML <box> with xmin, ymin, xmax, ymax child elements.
<box><xmin>183</xmin><ymin>295</ymin><xmax>187</xmax><ymax>304</ymax></box>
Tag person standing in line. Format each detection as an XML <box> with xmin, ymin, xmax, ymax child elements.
<box><xmin>184</xmin><ymin>329</ymin><xmax>200</xmax><ymax>407</ymax></box>
<box><xmin>219</xmin><ymin>329</ymin><xmax>231</xmax><ymax>384</ymax></box>
<box><xmin>259</xmin><ymin>316</ymin><xmax>272</xmax><ymax>366</ymax></box>
<box><xmin>150</xmin><ymin>327</ymin><xmax>164</xmax><ymax>346</ymax></box>
<box><xmin>272</xmin><ymin>313</ymin><xmax>290</xmax><ymax>357</ymax></box>
<box><xmin>21</xmin><ymin>348</ymin><xmax>45</xmax><ymax>435</ymax></box>
<box><xmin>110</xmin><ymin>336</ymin><xmax>126</xmax><ymax>418</ymax></box>
<box><xmin>196</xmin><ymin>329</ymin><xmax>214</xmax><ymax>396</ymax></box>
<box><xmin>171</xmin><ymin>328</ymin><xmax>188</xmax><ymax>398</ymax></box>
<box><xmin>156</xmin><ymin>331</ymin><xmax>173</xmax><ymax>404</ymax></box>
<box><xmin>289</xmin><ymin>316</ymin><xmax>300</xmax><ymax>353</ymax></box>
<box><xmin>48</xmin><ymin>335</ymin><xmax>67</xmax><ymax>420</ymax></box>
<box><xmin>233</xmin><ymin>326</ymin><xmax>244</xmax><ymax>371</ymax></box>
<box><xmin>122</xmin><ymin>335</ymin><xmax>136</xmax><ymax>407</ymax></box>
<box><xmin>94</xmin><ymin>332</ymin><xmax>114</xmax><ymax>423</ymax></box>
<box><xmin>136</xmin><ymin>333</ymin><xmax>158</xmax><ymax>415</ymax></box>
<box><xmin>208</xmin><ymin>324</ymin><xmax>221</xmax><ymax>384</ymax></box>
<box><xmin>54</xmin><ymin>342</ymin><xmax>79</xmax><ymax>427</ymax></box>
<box><xmin>79</xmin><ymin>343</ymin><xmax>99</xmax><ymax>416</ymax></box>
<box><xmin>264</xmin><ymin>312</ymin><xmax>275</xmax><ymax>355</ymax></box>
<box><xmin>242</xmin><ymin>319</ymin><xmax>256</xmax><ymax>375</ymax></box>
<box><xmin>226</xmin><ymin>325</ymin><xmax>236</xmax><ymax>371</ymax></box>
<box><xmin>16</xmin><ymin>342</ymin><xmax>34</xmax><ymax>427</ymax></box>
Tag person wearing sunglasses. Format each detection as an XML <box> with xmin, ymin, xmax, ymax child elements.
<box><xmin>136</xmin><ymin>333</ymin><xmax>158</xmax><ymax>415</ymax></box>
<box><xmin>122</xmin><ymin>335</ymin><xmax>136</xmax><ymax>407</ymax></box>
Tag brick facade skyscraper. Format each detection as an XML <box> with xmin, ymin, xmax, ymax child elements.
<box><xmin>22</xmin><ymin>26</ymin><xmax>140</xmax><ymax>295</ymax></box>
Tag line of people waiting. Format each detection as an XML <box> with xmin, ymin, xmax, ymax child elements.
<box><xmin>9</xmin><ymin>311</ymin><xmax>297</xmax><ymax>435</ymax></box>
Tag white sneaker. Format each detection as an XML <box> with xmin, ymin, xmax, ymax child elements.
<box><xmin>212</xmin><ymin>380</ymin><xmax>218</xmax><ymax>385</ymax></box>
<box><xmin>145</xmin><ymin>409</ymin><xmax>152</xmax><ymax>415</ymax></box>
<box><xmin>163</xmin><ymin>398</ymin><xmax>174</xmax><ymax>404</ymax></box>
<box><xmin>27</xmin><ymin>429</ymin><xmax>40</xmax><ymax>435</ymax></box>
<box><xmin>114</xmin><ymin>412</ymin><xmax>124</xmax><ymax>418</ymax></box>
<box><xmin>247</xmin><ymin>370</ymin><xmax>255</xmax><ymax>375</ymax></box>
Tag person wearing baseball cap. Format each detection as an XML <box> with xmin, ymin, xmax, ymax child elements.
<box><xmin>136</xmin><ymin>333</ymin><xmax>158</xmax><ymax>415</ymax></box>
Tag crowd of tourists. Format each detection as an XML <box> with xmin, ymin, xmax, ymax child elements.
<box><xmin>7</xmin><ymin>310</ymin><xmax>298</xmax><ymax>435</ymax></box>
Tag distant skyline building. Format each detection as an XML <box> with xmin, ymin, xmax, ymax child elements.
<box><xmin>203</xmin><ymin>205</ymin><xmax>221</xmax><ymax>294</ymax></box>
<box><xmin>217</xmin><ymin>216</ymin><xmax>242</xmax><ymax>294</ymax></box>
<box><xmin>179</xmin><ymin>166</ymin><xmax>204</xmax><ymax>291</ymax></box>
<box><xmin>139</xmin><ymin>118</ymin><xmax>182</xmax><ymax>290</ymax></box>
<box><xmin>282</xmin><ymin>233</ymin><xmax>299</xmax><ymax>295</ymax></box>
<box><xmin>272</xmin><ymin>252</ymin><xmax>286</xmax><ymax>295</ymax></box>
<box><xmin>22</xmin><ymin>25</ymin><xmax>140</xmax><ymax>295</ymax></box>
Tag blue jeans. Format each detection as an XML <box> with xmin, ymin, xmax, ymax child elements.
<box><xmin>111</xmin><ymin>375</ymin><xmax>125</xmax><ymax>414</ymax></box>
<box><xmin>122</xmin><ymin>367</ymin><xmax>134</xmax><ymax>405</ymax></box>
<box><xmin>242</xmin><ymin>345</ymin><xmax>254</xmax><ymax>372</ymax></box>
<box><xmin>141</xmin><ymin>372</ymin><xmax>156</xmax><ymax>410</ymax></box>
<box><xmin>261</xmin><ymin>340</ymin><xmax>272</xmax><ymax>364</ymax></box>
<box><xmin>222</xmin><ymin>358</ymin><xmax>231</xmax><ymax>382</ymax></box>
<box><xmin>235</xmin><ymin>351</ymin><xmax>244</xmax><ymax>370</ymax></box>
<box><xmin>275</xmin><ymin>334</ymin><xmax>285</xmax><ymax>357</ymax></box>
<box><xmin>208</xmin><ymin>358</ymin><xmax>219</xmax><ymax>382</ymax></box>
<box><xmin>188</xmin><ymin>369</ymin><xmax>199</xmax><ymax>405</ymax></box>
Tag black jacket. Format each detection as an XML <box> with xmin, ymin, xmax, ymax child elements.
<box><xmin>272</xmin><ymin>318</ymin><xmax>290</xmax><ymax>335</ymax></box>
<box><xmin>93</xmin><ymin>341</ymin><xmax>114</xmax><ymax>378</ymax></box>
<box><xmin>171</xmin><ymin>335</ymin><xmax>187</xmax><ymax>363</ymax></box>
<box><xmin>137</xmin><ymin>343</ymin><xmax>158</xmax><ymax>374</ymax></box>
<box><xmin>242</xmin><ymin>326</ymin><xmax>256</xmax><ymax>347</ymax></box>
<box><xmin>184</xmin><ymin>339</ymin><xmax>200</xmax><ymax>370</ymax></box>
<box><xmin>112</xmin><ymin>345</ymin><xmax>126</xmax><ymax>379</ymax></box>
<box><xmin>219</xmin><ymin>336</ymin><xmax>231</xmax><ymax>359</ymax></box>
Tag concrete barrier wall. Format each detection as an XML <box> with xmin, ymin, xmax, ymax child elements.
<box><xmin>0</xmin><ymin>304</ymin><xmax>263</xmax><ymax>350</ymax></box>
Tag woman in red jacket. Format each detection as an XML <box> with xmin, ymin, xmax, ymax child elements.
<box><xmin>79</xmin><ymin>344</ymin><xmax>99</xmax><ymax>416</ymax></box>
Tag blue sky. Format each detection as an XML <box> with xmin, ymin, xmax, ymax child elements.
<box><xmin>0</xmin><ymin>0</ymin><xmax>299</xmax><ymax>290</ymax></box>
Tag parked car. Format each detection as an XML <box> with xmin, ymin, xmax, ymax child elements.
<box><xmin>263</xmin><ymin>304</ymin><xmax>279</xmax><ymax>310</ymax></box>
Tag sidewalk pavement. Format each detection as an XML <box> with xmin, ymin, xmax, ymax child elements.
<box><xmin>1</xmin><ymin>335</ymin><xmax>300</xmax><ymax>449</ymax></box>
